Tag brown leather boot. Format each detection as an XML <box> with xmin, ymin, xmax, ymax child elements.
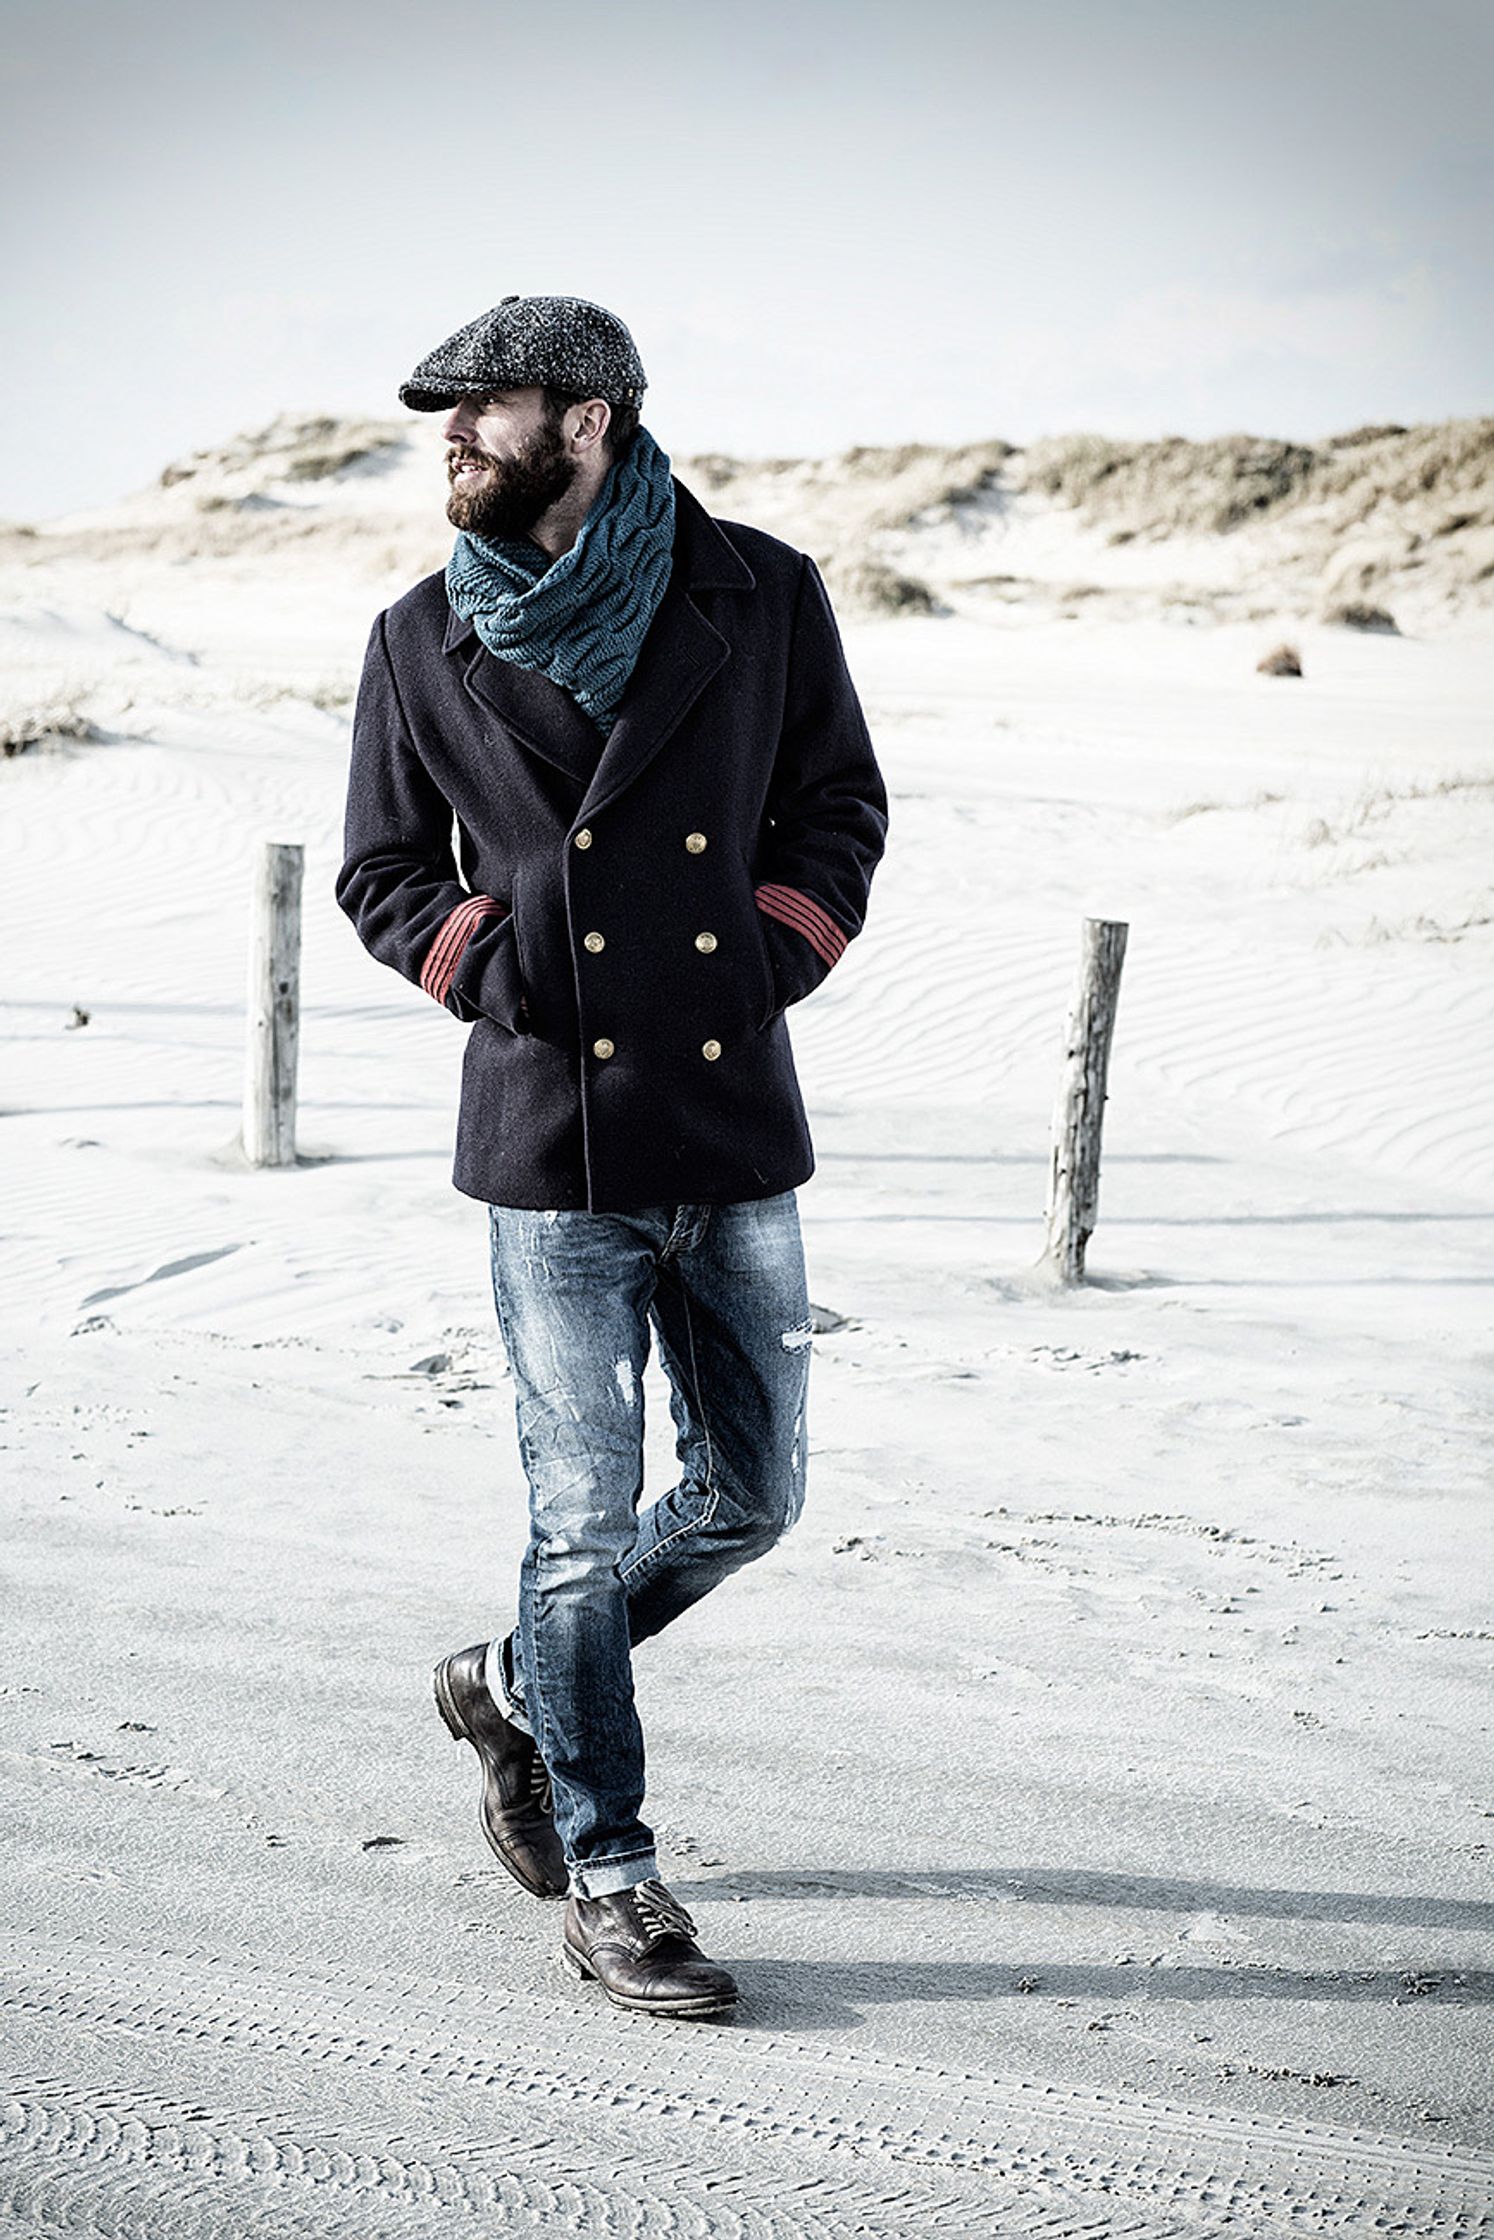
<box><xmin>433</xmin><ymin>1642</ymin><xmax>568</xmax><ymax>1900</ymax></box>
<box><xmin>560</xmin><ymin>1877</ymin><xmax>738</xmax><ymax>2016</ymax></box>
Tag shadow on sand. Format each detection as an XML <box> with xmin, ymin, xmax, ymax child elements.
<box><xmin>673</xmin><ymin>1863</ymin><xmax>1494</xmax><ymax>1935</ymax></box>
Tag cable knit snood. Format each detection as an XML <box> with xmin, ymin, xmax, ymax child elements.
<box><xmin>444</xmin><ymin>424</ymin><xmax>677</xmax><ymax>732</ymax></box>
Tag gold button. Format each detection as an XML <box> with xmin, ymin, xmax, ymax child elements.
<box><xmin>685</xmin><ymin>831</ymin><xmax>707</xmax><ymax>854</ymax></box>
<box><xmin>702</xmin><ymin>1039</ymin><xmax>722</xmax><ymax>1061</ymax></box>
<box><xmin>694</xmin><ymin>931</ymin><xmax>718</xmax><ymax>954</ymax></box>
<box><xmin>592</xmin><ymin>1037</ymin><xmax>615</xmax><ymax>1060</ymax></box>
<box><xmin>574</xmin><ymin>827</ymin><xmax>593</xmax><ymax>850</ymax></box>
<box><xmin>584</xmin><ymin>931</ymin><xmax>606</xmax><ymax>953</ymax></box>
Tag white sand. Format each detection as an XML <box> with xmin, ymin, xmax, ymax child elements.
<box><xmin>2</xmin><ymin>463</ymin><xmax>1492</xmax><ymax>2235</ymax></box>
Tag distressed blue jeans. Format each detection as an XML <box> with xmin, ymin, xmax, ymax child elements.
<box><xmin>484</xmin><ymin>1192</ymin><xmax>813</xmax><ymax>1899</ymax></box>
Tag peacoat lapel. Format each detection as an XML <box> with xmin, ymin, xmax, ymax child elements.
<box><xmin>444</xmin><ymin>477</ymin><xmax>756</xmax><ymax>812</ymax></box>
<box><xmin>451</xmin><ymin>622</ymin><xmax>608</xmax><ymax>789</ymax></box>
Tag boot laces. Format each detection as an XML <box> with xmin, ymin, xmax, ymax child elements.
<box><xmin>631</xmin><ymin>1878</ymin><xmax>697</xmax><ymax>1946</ymax></box>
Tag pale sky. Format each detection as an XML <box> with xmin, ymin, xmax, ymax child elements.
<box><xmin>2</xmin><ymin>0</ymin><xmax>1490</xmax><ymax>519</ymax></box>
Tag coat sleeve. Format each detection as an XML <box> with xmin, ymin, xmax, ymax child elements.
<box><xmin>753</xmin><ymin>553</ymin><xmax>889</xmax><ymax>1015</ymax></box>
<box><xmin>335</xmin><ymin>610</ymin><xmax>529</xmax><ymax>1034</ymax></box>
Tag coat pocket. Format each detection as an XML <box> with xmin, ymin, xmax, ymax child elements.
<box><xmin>748</xmin><ymin>884</ymin><xmax>780</xmax><ymax>1033</ymax></box>
<box><xmin>507</xmin><ymin>870</ymin><xmax>541</xmax><ymax>1038</ymax></box>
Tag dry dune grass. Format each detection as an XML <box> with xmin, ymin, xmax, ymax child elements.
<box><xmin>690</xmin><ymin>419</ymin><xmax>1494</xmax><ymax>620</ymax></box>
<box><xmin>1322</xmin><ymin>599</ymin><xmax>1399</xmax><ymax>632</ymax></box>
<box><xmin>1010</xmin><ymin>420</ymin><xmax>1494</xmax><ymax>623</ymax></box>
<box><xmin>1020</xmin><ymin>431</ymin><xmax>1320</xmax><ymax>536</ymax></box>
<box><xmin>158</xmin><ymin>413</ymin><xmax>405</xmax><ymax>491</ymax></box>
<box><xmin>0</xmin><ymin>513</ymin><xmax>449</xmax><ymax>577</ymax></box>
<box><xmin>3</xmin><ymin>412</ymin><xmax>1492</xmax><ymax>626</ymax></box>
<box><xmin>0</xmin><ymin>689</ymin><xmax>97</xmax><ymax>757</ymax></box>
<box><xmin>685</xmin><ymin>437</ymin><xmax>1014</xmax><ymax>536</ymax></box>
<box><xmin>1018</xmin><ymin>420</ymin><xmax>1494</xmax><ymax>543</ymax></box>
<box><xmin>680</xmin><ymin>439</ymin><xmax>1013</xmax><ymax>612</ymax></box>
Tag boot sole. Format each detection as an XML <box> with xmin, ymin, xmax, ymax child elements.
<box><xmin>559</xmin><ymin>1942</ymin><xmax>737</xmax><ymax>2017</ymax></box>
<box><xmin>432</xmin><ymin>1659</ymin><xmax>568</xmax><ymax>1903</ymax></box>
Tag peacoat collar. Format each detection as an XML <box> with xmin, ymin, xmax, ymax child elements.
<box><xmin>443</xmin><ymin>478</ymin><xmax>757</xmax><ymax>812</ymax></box>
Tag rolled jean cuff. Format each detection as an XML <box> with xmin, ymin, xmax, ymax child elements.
<box><xmin>567</xmin><ymin>1849</ymin><xmax>659</xmax><ymax>1900</ymax></box>
<box><xmin>483</xmin><ymin>1636</ymin><xmax>534</xmax><ymax>1738</ymax></box>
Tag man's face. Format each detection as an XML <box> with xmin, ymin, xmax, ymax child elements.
<box><xmin>442</xmin><ymin>388</ymin><xmax>579</xmax><ymax>539</ymax></box>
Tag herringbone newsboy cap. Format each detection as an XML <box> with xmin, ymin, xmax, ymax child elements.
<box><xmin>399</xmin><ymin>295</ymin><xmax>648</xmax><ymax>413</ymax></box>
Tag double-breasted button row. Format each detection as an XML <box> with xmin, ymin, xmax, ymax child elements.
<box><xmin>576</xmin><ymin>829</ymin><xmax>720</xmax><ymax>1066</ymax></box>
<box><xmin>592</xmin><ymin>1035</ymin><xmax>722</xmax><ymax>1062</ymax></box>
<box><xmin>579</xmin><ymin>929</ymin><xmax>716</xmax><ymax>955</ymax></box>
<box><xmin>575</xmin><ymin>826</ymin><xmax>707</xmax><ymax>854</ymax></box>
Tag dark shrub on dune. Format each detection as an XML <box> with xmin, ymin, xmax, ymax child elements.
<box><xmin>1322</xmin><ymin>600</ymin><xmax>1399</xmax><ymax>633</ymax></box>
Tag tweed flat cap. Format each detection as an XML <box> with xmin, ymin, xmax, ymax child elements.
<box><xmin>399</xmin><ymin>294</ymin><xmax>647</xmax><ymax>413</ymax></box>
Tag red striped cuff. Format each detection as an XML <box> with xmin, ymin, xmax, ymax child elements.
<box><xmin>420</xmin><ymin>894</ymin><xmax>507</xmax><ymax>1005</ymax></box>
<box><xmin>754</xmin><ymin>883</ymin><xmax>848</xmax><ymax>970</ymax></box>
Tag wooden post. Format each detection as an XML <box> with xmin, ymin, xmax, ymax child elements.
<box><xmin>1041</xmin><ymin>917</ymin><xmax>1128</xmax><ymax>1284</ymax></box>
<box><xmin>243</xmin><ymin>841</ymin><xmax>303</xmax><ymax>1168</ymax></box>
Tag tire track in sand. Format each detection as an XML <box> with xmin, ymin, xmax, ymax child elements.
<box><xmin>2</xmin><ymin>1933</ymin><xmax>1490</xmax><ymax>2239</ymax></box>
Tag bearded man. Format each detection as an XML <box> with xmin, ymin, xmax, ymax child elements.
<box><xmin>337</xmin><ymin>295</ymin><xmax>887</xmax><ymax>2017</ymax></box>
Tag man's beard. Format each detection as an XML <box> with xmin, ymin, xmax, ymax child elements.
<box><xmin>445</xmin><ymin>417</ymin><xmax>579</xmax><ymax>540</ymax></box>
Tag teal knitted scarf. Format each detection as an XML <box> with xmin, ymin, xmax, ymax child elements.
<box><xmin>445</xmin><ymin>424</ymin><xmax>676</xmax><ymax>731</ymax></box>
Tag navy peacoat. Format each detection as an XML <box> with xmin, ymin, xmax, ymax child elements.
<box><xmin>336</xmin><ymin>478</ymin><xmax>888</xmax><ymax>1211</ymax></box>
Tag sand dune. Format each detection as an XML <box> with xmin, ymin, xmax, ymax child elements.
<box><xmin>4</xmin><ymin>410</ymin><xmax>1490</xmax><ymax>666</ymax></box>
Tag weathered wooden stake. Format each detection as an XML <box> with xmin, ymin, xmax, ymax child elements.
<box><xmin>1041</xmin><ymin>917</ymin><xmax>1129</xmax><ymax>1283</ymax></box>
<box><xmin>243</xmin><ymin>840</ymin><xmax>303</xmax><ymax>1168</ymax></box>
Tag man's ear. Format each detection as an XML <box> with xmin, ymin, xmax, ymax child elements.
<box><xmin>571</xmin><ymin>398</ymin><xmax>611</xmax><ymax>451</ymax></box>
